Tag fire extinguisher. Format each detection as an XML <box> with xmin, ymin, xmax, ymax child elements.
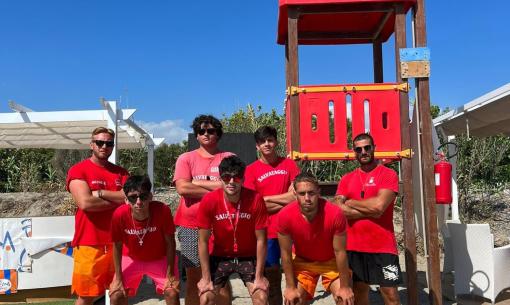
<box><xmin>434</xmin><ymin>142</ymin><xmax>457</xmax><ymax>205</ymax></box>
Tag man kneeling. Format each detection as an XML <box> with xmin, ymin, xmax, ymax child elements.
<box><xmin>110</xmin><ymin>175</ymin><xmax>179</xmax><ymax>305</ymax></box>
<box><xmin>196</xmin><ymin>156</ymin><xmax>269</xmax><ymax>305</ymax></box>
<box><xmin>278</xmin><ymin>172</ymin><xmax>354</xmax><ymax>305</ymax></box>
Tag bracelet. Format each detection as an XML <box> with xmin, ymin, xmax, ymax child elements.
<box><xmin>98</xmin><ymin>189</ymin><xmax>103</xmax><ymax>199</ymax></box>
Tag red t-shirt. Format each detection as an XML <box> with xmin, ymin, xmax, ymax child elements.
<box><xmin>66</xmin><ymin>158</ymin><xmax>129</xmax><ymax>246</ymax></box>
<box><xmin>244</xmin><ymin>158</ymin><xmax>300</xmax><ymax>239</ymax></box>
<box><xmin>196</xmin><ymin>188</ymin><xmax>268</xmax><ymax>258</ymax></box>
<box><xmin>173</xmin><ymin>150</ymin><xmax>233</xmax><ymax>228</ymax></box>
<box><xmin>111</xmin><ymin>201</ymin><xmax>175</xmax><ymax>261</ymax></box>
<box><xmin>336</xmin><ymin>165</ymin><xmax>399</xmax><ymax>255</ymax></box>
<box><xmin>277</xmin><ymin>199</ymin><xmax>346</xmax><ymax>262</ymax></box>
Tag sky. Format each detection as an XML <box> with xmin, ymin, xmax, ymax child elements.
<box><xmin>1</xmin><ymin>1</ymin><xmax>509</xmax><ymax>144</ymax></box>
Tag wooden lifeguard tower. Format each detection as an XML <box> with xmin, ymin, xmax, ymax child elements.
<box><xmin>277</xmin><ymin>1</ymin><xmax>442</xmax><ymax>304</ymax></box>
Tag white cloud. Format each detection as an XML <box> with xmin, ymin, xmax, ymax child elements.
<box><xmin>138</xmin><ymin>119</ymin><xmax>189</xmax><ymax>144</ymax></box>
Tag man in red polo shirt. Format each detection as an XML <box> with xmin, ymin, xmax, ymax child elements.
<box><xmin>334</xmin><ymin>133</ymin><xmax>401</xmax><ymax>305</ymax></box>
<box><xmin>66</xmin><ymin>127</ymin><xmax>129</xmax><ymax>305</ymax></box>
<box><xmin>278</xmin><ymin>172</ymin><xmax>353</xmax><ymax>305</ymax></box>
<box><xmin>196</xmin><ymin>156</ymin><xmax>269</xmax><ymax>305</ymax></box>
<box><xmin>109</xmin><ymin>175</ymin><xmax>179</xmax><ymax>305</ymax></box>
<box><xmin>244</xmin><ymin>125</ymin><xmax>300</xmax><ymax>305</ymax></box>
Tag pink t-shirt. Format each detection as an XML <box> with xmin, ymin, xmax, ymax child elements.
<box><xmin>173</xmin><ymin>149</ymin><xmax>233</xmax><ymax>228</ymax></box>
<box><xmin>244</xmin><ymin>158</ymin><xmax>300</xmax><ymax>238</ymax></box>
<box><xmin>196</xmin><ymin>188</ymin><xmax>268</xmax><ymax>257</ymax></box>
<box><xmin>336</xmin><ymin>165</ymin><xmax>399</xmax><ymax>255</ymax></box>
<box><xmin>66</xmin><ymin>158</ymin><xmax>129</xmax><ymax>246</ymax></box>
<box><xmin>111</xmin><ymin>201</ymin><xmax>175</xmax><ymax>261</ymax></box>
<box><xmin>278</xmin><ymin>199</ymin><xmax>346</xmax><ymax>262</ymax></box>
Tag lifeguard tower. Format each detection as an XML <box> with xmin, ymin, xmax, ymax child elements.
<box><xmin>277</xmin><ymin>1</ymin><xmax>441</xmax><ymax>304</ymax></box>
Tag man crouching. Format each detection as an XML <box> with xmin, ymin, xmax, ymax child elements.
<box><xmin>196</xmin><ymin>156</ymin><xmax>269</xmax><ymax>305</ymax></box>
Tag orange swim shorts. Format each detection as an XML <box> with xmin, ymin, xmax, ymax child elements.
<box><xmin>292</xmin><ymin>256</ymin><xmax>340</xmax><ymax>300</ymax></box>
<box><xmin>71</xmin><ymin>245</ymin><xmax>114</xmax><ymax>297</ymax></box>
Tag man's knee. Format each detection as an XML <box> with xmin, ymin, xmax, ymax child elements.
<box><xmin>109</xmin><ymin>291</ymin><xmax>127</xmax><ymax>305</ymax></box>
<box><xmin>199</xmin><ymin>291</ymin><xmax>216</xmax><ymax>305</ymax></box>
<box><xmin>251</xmin><ymin>289</ymin><xmax>268</xmax><ymax>305</ymax></box>
<box><xmin>75</xmin><ymin>296</ymin><xmax>95</xmax><ymax>305</ymax></box>
<box><xmin>379</xmin><ymin>286</ymin><xmax>400</xmax><ymax>305</ymax></box>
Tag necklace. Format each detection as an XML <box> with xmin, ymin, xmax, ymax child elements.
<box><xmin>357</xmin><ymin>165</ymin><xmax>382</xmax><ymax>199</ymax></box>
<box><xmin>222</xmin><ymin>196</ymin><xmax>242</xmax><ymax>253</ymax></box>
<box><xmin>131</xmin><ymin>212</ymin><xmax>151</xmax><ymax>246</ymax></box>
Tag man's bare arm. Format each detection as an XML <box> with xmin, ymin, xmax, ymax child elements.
<box><xmin>333</xmin><ymin>195</ymin><xmax>364</xmax><ymax>220</ymax></box>
<box><xmin>278</xmin><ymin>233</ymin><xmax>296</xmax><ymax>289</ymax></box>
<box><xmin>344</xmin><ymin>189</ymin><xmax>397</xmax><ymax>218</ymax></box>
<box><xmin>175</xmin><ymin>179</ymin><xmax>210</xmax><ymax>199</ymax></box>
<box><xmin>191</xmin><ymin>179</ymin><xmax>223</xmax><ymax>191</ymax></box>
<box><xmin>264</xmin><ymin>184</ymin><xmax>296</xmax><ymax>214</ymax></box>
<box><xmin>69</xmin><ymin>179</ymin><xmax>118</xmax><ymax>212</ymax></box>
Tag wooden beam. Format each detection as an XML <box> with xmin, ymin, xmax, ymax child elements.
<box><xmin>413</xmin><ymin>0</ymin><xmax>443</xmax><ymax>304</ymax></box>
<box><xmin>372</xmin><ymin>10</ymin><xmax>393</xmax><ymax>40</ymax></box>
<box><xmin>286</xmin><ymin>7</ymin><xmax>300</xmax><ymax>153</ymax></box>
<box><xmin>394</xmin><ymin>4</ymin><xmax>418</xmax><ymax>305</ymax></box>
<box><xmin>298</xmin><ymin>31</ymin><xmax>373</xmax><ymax>41</ymax></box>
<box><xmin>296</xmin><ymin>3</ymin><xmax>394</xmax><ymax>15</ymax></box>
<box><xmin>373</xmin><ymin>40</ymin><xmax>383</xmax><ymax>83</ymax></box>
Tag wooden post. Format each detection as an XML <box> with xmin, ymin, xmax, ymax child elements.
<box><xmin>286</xmin><ymin>7</ymin><xmax>300</xmax><ymax>153</ymax></box>
<box><xmin>394</xmin><ymin>4</ymin><xmax>418</xmax><ymax>305</ymax></box>
<box><xmin>373</xmin><ymin>40</ymin><xmax>383</xmax><ymax>83</ymax></box>
<box><xmin>413</xmin><ymin>1</ymin><xmax>443</xmax><ymax>304</ymax></box>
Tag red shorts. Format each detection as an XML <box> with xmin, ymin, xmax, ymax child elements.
<box><xmin>116</xmin><ymin>255</ymin><xmax>179</xmax><ymax>296</ymax></box>
<box><xmin>72</xmin><ymin>245</ymin><xmax>114</xmax><ymax>297</ymax></box>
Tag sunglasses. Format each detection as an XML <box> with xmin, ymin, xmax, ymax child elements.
<box><xmin>354</xmin><ymin>145</ymin><xmax>373</xmax><ymax>154</ymax></box>
<box><xmin>198</xmin><ymin>128</ymin><xmax>217</xmax><ymax>136</ymax></box>
<box><xmin>93</xmin><ymin>140</ymin><xmax>115</xmax><ymax>148</ymax></box>
<box><xmin>126</xmin><ymin>192</ymin><xmax>151</xmax><ymax>203</ymax></box>
<box><xmin>220</xmin><ymin>174</ymin><xmax>243</xmax><ymax>184</ymax></box>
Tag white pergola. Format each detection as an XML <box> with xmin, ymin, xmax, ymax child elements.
<box><xmin>0</xmin><ymin>100</ymin><xmax>164</xmax><ymax>183</ymax></box>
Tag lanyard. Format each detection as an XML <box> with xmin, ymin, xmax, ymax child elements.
<box><xmin>222</xmin><ymin>196</ymin><xmax>241</xmax><ymax>253</ymax></box>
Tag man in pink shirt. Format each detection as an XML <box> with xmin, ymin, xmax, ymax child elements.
<box><xmin>173</xmin><ymin>115</ymin><xmax>233</xmax><ymax>305</ymax></box>
<box><xmin>334</xmin><ymin>133</ymin><xmax>401</xmax><ymax>305</ymax></box>
<box><xmin>244</xmin><ymin>126</ymin><xmax>299</xmax><ymax>305</ymax></box>
<box><xmin>110</xmin><ymin>175</ymin><xmax>179</xmax><ymax>305</ymax></box>
<box><xmin>278</xmin><ymin>172</ymin><xmax>353</xmax><ymax>305</ymax></box>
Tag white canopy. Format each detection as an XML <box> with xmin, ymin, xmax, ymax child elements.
<box><xmin>433</xmin><ymin>83</ymin><xmax>510</xmax><ymax>137</ymax></box>
<box><xmin>0</xmin><ymin>100</ymin><xmax>164</xmax><ymax>183</ymax></box>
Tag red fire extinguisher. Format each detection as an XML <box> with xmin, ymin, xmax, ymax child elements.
<box><xmin>434</xmin><ymin>142</ymin><xmax>457</xmax><ymax>204</ymax></box>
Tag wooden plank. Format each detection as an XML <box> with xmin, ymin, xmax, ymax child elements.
<box><xmin>372</xmin><ymin>10</ymin><xmax>393</xmax><ymax>40</ymax></box>
<box><xmin>373</xmin><ymin>40</ymin><xmax>384</xmax><ymax>83</ymax></box>
<box><xmin>401</xmin><ymin>61</ymin><xmax>430</xmax><ymax>78</ymax></box>
<box><xmin>394</xmin><ymin>4</ymin><xmax>419</xmax><ymax>305</ymax></box>
<box><xmin>413</xmin><ymin>0</ymin><xmax>443</xmax><ymax>304</ymax></box>
<box><xmin>296</xmin><ymin>3</ymin><xmax>394</xmax><ymax>15</ymax></box>
<box><xmin>298</xmin><ymin>31</ymin><xmax>373</xmax><ymax>41</ymax></box>
<box><xmin>287</xmin><ymin>7</ymin><xmax>300</xmax><ymax>153</ymax></box>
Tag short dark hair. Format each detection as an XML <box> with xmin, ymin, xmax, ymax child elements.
<box><xmin>123</xmin><ymin>175</ymin><xmax>152</xmax><ymax>194</ymax></box>
<box><xmin>254</xmin><ymin>126</ymin><xmax>278</xmax><ymax>144</ymax></box>
<box><xmin>191</xmin><ymin>115</ymin><xmax>223</xmax><ymax>139</ymax></box>
<box><xmin>219</xmin><ymin>155</ymin><xmax>245</xmax><ymax>177</ymax></box>
<box><xmin>293</xmin><ymin>172</ymin><xmax>319</xmax><ymax>189</ymax></box>
<box><xmin>353</xmin><ymin>133</ymin><xmax>375</xmax><ymax>146</ymax></box>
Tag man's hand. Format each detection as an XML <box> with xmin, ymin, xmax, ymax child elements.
<box><xmin>197</xmin><ymin>278</ymin><xmax>214</xmax><ymax>296</ymax></box>
<box><xmin>333</xmin><ymin>286</ymin><xmax>354</xmax><ymax>305</ymax></box>
<box><xmin>109</xmin><ymin>277</ymin><xmax>126</xmax><ymax>298</ymax></box>
<box><xmin>164</xmin><ymin>275</ymin><xmax>180</xmax><ymax>293</ymax></box>
<box><xmin>283</xmin><ymin>287</ymin><xmax>301</xmax><ymax>305</ymax></box>
<box><xmin>249</xmin><ymin>276</ymin><xmax>269</xmax><ymax>295</ymax></box>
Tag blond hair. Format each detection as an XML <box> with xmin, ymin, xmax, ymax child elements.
<box><xmin>91</xmin><ymin>127</ymin><xmax>115</xmax><ymax>138</ymax></box>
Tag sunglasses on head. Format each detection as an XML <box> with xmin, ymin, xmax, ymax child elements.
<box><xmin>198</xmin><ymin>128</ymin><xmax>217</xmax><ymax>136</ymax></box>
<box><xmin>93</xmin><ymin>140</ymin><xmax>115</xmax><ymax>148</ymax></box>
<box><xmin>126</xmin><ymin>192</ymin><xmax>151</xmax><ymax>203</ymax></box>
<box><xmin>354</xmin><ymin>145</ymin><xmax>373</xmax><ymax>154</ymax></box>
<box><xmin>220</xmin><ymin>174</ymin><xmax>243</xmax><ymax>184</ymax></box>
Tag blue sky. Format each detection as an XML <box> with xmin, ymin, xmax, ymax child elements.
<box><xmin>1</xmin><ymin>1</ymin><xmax>509</xmax><ymax>143</ymax></box>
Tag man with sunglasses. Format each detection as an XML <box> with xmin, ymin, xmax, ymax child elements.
<box><xmin>109</xmin><ymin>175</ymin><xmax>179</xmax><ymax>305</ymax></box>
<box><xmin>278</xmin><ymin>172</ymin><xmax>354</xmax><ymax>305</ymax></box>
<box><xmin>333</xmin><ymin>133</ymin><xmax>401</xmax><ymax>305</ymax></box>
<box><xmin>66</xmin><ymin>127</ymin><xmax>129</xmax><ymax>305</ymax></box>
<box><xmin>196</xmin><ymin>156</ymin><xmax>269</xmax><ymax>305</ymax></box>
<box><xmin>244</xmin><ymin>126</ymin><xmax>300</xmax><ymax>305</ymax></box>
<box><xmin>173</xmin><ymin>115</ymin><xmax>234</xmax><ymax>305</ymax></box>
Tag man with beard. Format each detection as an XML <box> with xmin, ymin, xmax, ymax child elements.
<box><xmin>66</xmin><ymin>127</ymin><xmax>130</xmax><ymax>305</ymax></box>
<box><xmin>196</xmin><ymin>156</ymin><xmax>269</xmax><ymax>305</ymax></box>
<box><xmin>334</xmin><ymin>133</ymin><xmax>401</xmax><ymax>305</ymax></box>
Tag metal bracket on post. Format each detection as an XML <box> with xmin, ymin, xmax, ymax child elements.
<box><xmin>400</xmin><ymin>47</ymin><xmax>431</xmax><ymax>79</ymax></box>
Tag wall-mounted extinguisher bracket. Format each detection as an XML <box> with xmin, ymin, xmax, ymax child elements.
<box><xmin>434</xmin><ymin>142</ymin><xmax>458</xmax><ymax>205</ymax></box>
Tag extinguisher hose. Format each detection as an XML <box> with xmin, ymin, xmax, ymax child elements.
<box><xmin>435</xmin><ymin>142</ymin><xmax>458</xmax><ymax>160</ymax></box>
